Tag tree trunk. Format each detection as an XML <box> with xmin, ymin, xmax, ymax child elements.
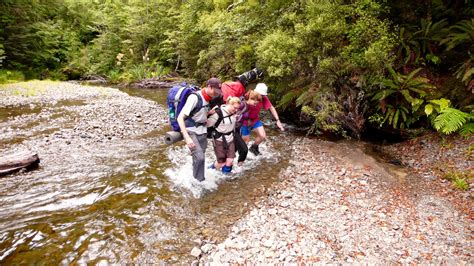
<box><xmin>0</xmin><ymin>151</ymin><xmax>40</xmax><ymax>176</ymax></box>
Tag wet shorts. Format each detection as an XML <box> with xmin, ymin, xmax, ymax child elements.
<box><xmin>213</xmin><ymin>140</ymin><xmax>235</xmax><ymax>163</ymax></box>
<box><xmin>240</xmin><ymin>120</ymin><xmax>263</xmax><ymax>136</ymax></box>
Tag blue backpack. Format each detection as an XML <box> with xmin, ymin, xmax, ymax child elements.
<box><xmin>167</xmin><ymin>82</ymin><xmax>204</xmax><ymax>131</ymax></box>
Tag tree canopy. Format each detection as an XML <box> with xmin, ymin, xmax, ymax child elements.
<box><xmin>1</xmin><ymin>0</ymin><xmax>472</xmax><ymax>137</ymax></box>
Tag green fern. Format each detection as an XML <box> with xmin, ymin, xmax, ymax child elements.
<box><xmin>441</xmin><ymin>18</ymin><xmax>474</xmax><ymax>51</ymax></box>
<box><xmin>372</xmin><ymin>66</ymin><xmax>434</xmax><ymax>129</ymax></box>
<box><xmin>433</xmin><ymin>108</ymin><xmax>471</xmax><ymax>134</ymax></box>
<box><xmin>279</xmin><ymin>88</ymin><xmax>301</xmax><ymax>110</ymax></box>
<box><xmin>459</xmin><ymin>122</ymin><xmax>474</xmax><ymax>136</ymax></box>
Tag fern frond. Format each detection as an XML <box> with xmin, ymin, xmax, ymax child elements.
<box><xmin>405</xmin><ymin>68</ymin><xmax>423</xmax><ymax>82</ymax></box>
<box><xmin>278</xmin><ymin>89</ymin><xmax>301</xmax><ymax>110</ymax></box>
<box><xmin>372</xmin><ymin>89</ymin><xmax>396</xmax><ymax>101</ymax></box>
<box><xmin>459</xmin><ymin>122</ymin><xmax>474</xmax><ymax>136</ymax></box>
<box><xmin>433</xmin><ymin>107</ymin><xmax>470</xmax><ymax>134</ymax></box>
<box><xmin>296</xmin><ymin>89</ymin><xmax>317</xmax><ymax>107</ymax></box>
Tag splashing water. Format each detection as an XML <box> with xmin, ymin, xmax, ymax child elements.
<box><xmin>165</xmin><ymin>139</ymin><xmax>280</xmax><ymax>198</ymax></box>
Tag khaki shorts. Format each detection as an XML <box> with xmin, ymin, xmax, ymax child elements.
<box><xmin>213</xmin><ymin>140</ymin><xmax>235</xmax><ymax>163</ymax></box>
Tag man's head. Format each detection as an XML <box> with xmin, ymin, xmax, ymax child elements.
<box><xmin>205</xmin><ymin>77</ymin><xmax>222</xmax><ymax>98</ymax></box>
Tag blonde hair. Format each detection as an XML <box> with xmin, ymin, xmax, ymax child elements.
<box><xmin>226</xmin><ymin>96</ymin><xmax>241</xmax><ymax>105</ymax></box>
<box><xmin>245</xmin><ymin>90</ymin><xmax>262</xmax><ymax>102</ymax></box>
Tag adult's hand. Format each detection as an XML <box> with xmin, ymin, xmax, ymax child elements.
<box><xmin>185</xmin><ymin>136</ymin><xmax>196</xmax><ymax>150</ymax></box>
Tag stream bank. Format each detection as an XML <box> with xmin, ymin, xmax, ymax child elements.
<box><xmin>201</xmin><ymin>138</ymin><xmax>472</xmax><ymax>264</ymax></box>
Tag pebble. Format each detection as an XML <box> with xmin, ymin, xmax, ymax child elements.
<box><xmin>190</xmin><ymin>247</ymin><xmax>201</xmax><ymax>257</ymax></box>
<box><xmin>201</xmin><ymin>243</ymin><xmax>213</xmax><ymax>254</ymax></box>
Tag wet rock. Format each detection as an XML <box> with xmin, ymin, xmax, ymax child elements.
<box><xmin>201</xmin><ymin>243</ymin><xmax>213</xmax><ymax>254</ymax></box>
<box><xmin>190</xmin><ymin>247</ymin><xmax>202</xmax><ymax>257</ymax></box>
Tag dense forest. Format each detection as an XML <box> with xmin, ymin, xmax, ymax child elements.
<box><xmin>0</xmin><ymin>0</ymin><xmax>473</xmax><ymax>138</ymax></box>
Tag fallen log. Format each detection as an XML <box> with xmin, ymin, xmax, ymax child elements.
<box><xmin>0</xmin><ymin>151</ymin><xmax>40</xmax><ymax>176</ymax></box>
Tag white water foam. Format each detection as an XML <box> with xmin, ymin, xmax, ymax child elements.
<box><xmin>165</xmin><ymin>139</ymin><xmax>279</xmax><ymax>198</ymax></box>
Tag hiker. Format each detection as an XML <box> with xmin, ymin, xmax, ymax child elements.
<box><xmin>205</xmin><ymin>68</ymin><xmax>264</xmax><ymax>165</ymax></box>
<box><xmin>219</xmin><ymin>81</ymin><xmax>249</xmax><ymax>166</ymax></box>
<box><xmin>207</xmin><ymin>97</ymin><xmax>242</xmax><ymax>173</ymax></box>
<box><xmin>241</xmin><ymin>83</ymin><xmax>285</xmax><ymax>156</ymax></box>
<box><xmin>177</xmin><ymin>77</ymin><xmax>222</xmax><ymax>181</ymax></box>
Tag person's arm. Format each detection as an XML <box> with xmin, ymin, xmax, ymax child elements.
<box><xmin>263</xmin><ymin>96</ymin><xmax>284</xmax><ymax>131</ymax></box>
<box><xmin>269</xmin><ymin>106</ymin><xmax>285</xmax><ymax>131</ymax></box>
<box><xmin>178</xmin><ymin>95</ymin><xmax>198</xmax><ymax>150</ymax></box>
<box><xmin>207</xmin><ymin>113</ymin><xmax>218</xmax><ymax>127</ymax></box>
<box><xmin>177</xmin><ymin>112</ymin><xmax>195</xmax><ymax>150</ymax></box>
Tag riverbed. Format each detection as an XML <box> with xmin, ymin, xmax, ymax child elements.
<box><xmin>0</xmin><ymin>81</ymin><xmax>293</xmax><ymax>264</ymax></box>
<box><xmin>0</xmin><ymin>81</ymin><xmax>471</xmax><ymax>264</ymax></box>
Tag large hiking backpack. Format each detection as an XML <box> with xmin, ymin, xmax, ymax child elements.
<box><xmin>167</xmin><ymin>82</ymin><xmax>203</xmax><ymax>132</ymax></box>
<box><xmin>234</xmin><ymin>67</ymin><xmax>264</xmax><ymax>86</ymax></box>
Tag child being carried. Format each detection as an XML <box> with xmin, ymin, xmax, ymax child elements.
<box><xmin>207</xmin><ymin>97</ymin><xmax>241</xmax><ymax>173</ymax></box>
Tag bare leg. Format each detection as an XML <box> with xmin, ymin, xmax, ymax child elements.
<box><xmin>253</xmin><ymin>126</ymin><xmax>267</xmax><ymax>145</ymax></box>
<box><xmin>225</xmin><ymin>158</ymin><xmax>234</xmax><ymax>167</ymax></box>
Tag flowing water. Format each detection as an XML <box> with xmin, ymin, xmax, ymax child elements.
<box><xmin>0</xmin><ymin>86</ymin><xmax>296</xmax><ymax>264</ymax></box>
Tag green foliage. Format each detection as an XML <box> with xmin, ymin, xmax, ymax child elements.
<box><xmin>343</xmin><ymin>0</ymin><xmax>395</xmax><ymax>70</ymax></box>
<box><xmin>0</xmin><ymin>43</ymin><xmax>5</xmax><ymax>67</ymax></box>
<box><xmin>444</xmin><ymin>171</ymin><xmax>470</xmax><ymax>191</ymax></box>
<box><xmin>0</xmin><ymin>70</ymin><xmax>25</xmax><ymax>84</ymax></box>
<box><xmin>442</xmin><ymin>18</ymin><xmax>474</xmax><ymax>51</ymax></box>
<box><xmin>301</xmin><ymin>103</ymin><xmax>345</xmax><ymax>136</ymax></box>
<box><xmin>415</xmin><ymin>19</ymin><xmax>449</xmax><ymax>64</ymax></box>
<box><xmin>396</xmin><ymin>26</ymin><xmax>421</xmax><ymax>65</ymax></box>
<box><xmin>433</xmin><ymin>108</ymin><xmax>472</xmax><ymax>135</ymax></box>
<box><xmin>234</xmin><ymin>44</ymin><xmax>256</xmax><ymax>73</ymax></box>
<box><xmin>425</xmin><ymin>98</ymin><xmax>474</xmax><ymax>135</ymax></box>
<box><xmin>256</xmin><ymin>30</ymin><xmax>299</xmax><ymax>78</ymax></box>
<box><xmin>0</xmin><ymin>0</ymin><xmax>472</xmax><ymax>138</ymax></box>
<box><xmin>372</xmin><ymin>66</ymin><xmax>435</xmax><ymax>128</ymax></box>
<box><xmin>442</xmin><ymin>19</ymin><xmax>474</xmax><ymax>90</ymax></box>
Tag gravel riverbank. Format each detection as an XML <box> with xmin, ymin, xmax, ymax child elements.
<box><xmin>199</xmin><ymin>137</ymin><xmax>473</xmax><ymax>264</ymax></box>
<box><xmin>0</xmin><ymin>81</ymin><xmax>167</xmax><ymax>179</ymax></box>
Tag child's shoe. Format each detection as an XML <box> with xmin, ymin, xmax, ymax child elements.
<box><xmin>221</xmin><ymin>165</ymin><xmax>232</xmax><ymax>174</ymax></box>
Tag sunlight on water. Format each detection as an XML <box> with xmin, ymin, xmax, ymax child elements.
<box><xmin>34</xmin><ymin>192</ymin><xmax>99</xmax><ymax>212</ymax></box>
<box><xmin>165</xmin><ymin>139</ymin><xmax>279</xmax><ymax>198</ymax></box>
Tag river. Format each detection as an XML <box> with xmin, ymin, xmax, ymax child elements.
<box><xmin>0</xmin><ymin>83</ymin><xmax>296</xmax><ymax>264</ymax></box>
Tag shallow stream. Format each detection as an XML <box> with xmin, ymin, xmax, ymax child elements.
<box><xmin>0</xmin><ymin>86</ymin><xmax>295</xmax><ymax>264</ymax></box>
<box><xmin>0</xmin><ymin>85</ymin><xmax>412</xmax><ymax>264</ymax></box>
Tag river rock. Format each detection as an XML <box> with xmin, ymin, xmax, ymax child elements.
<box><xmin>190</xmin><ymin>247</ymin><xmax>202</xmax><ymax>257</ymax></box>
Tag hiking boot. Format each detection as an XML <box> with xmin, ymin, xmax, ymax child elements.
<box><xmin>249</xmin><ymin>143</ymin><xmax>260</xmax><ymax>156</ymax></box>
<box><xmin>207</xmin><ymin>163</ymin><xmax>216</xmax><ymax>169</ymax></box>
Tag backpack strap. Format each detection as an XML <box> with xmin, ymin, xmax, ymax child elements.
<box><xmin>188</xmin><ymin>92</ymin><xmax>204</xmax><ymax>118</ymax></box>
<box><xmin>186</xmin><ymin>92</ymin><xmax>208</xmax><ymax>128</ymax></box>
<box><xmin>214</xmin><ymin>108</ymin><xmax>224</xmax><ymax>128</ymax></box>
<box><xmin>211</xmin><ymin>108</ymin><xmax>235</xmax><ymax>142</ymax></box>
